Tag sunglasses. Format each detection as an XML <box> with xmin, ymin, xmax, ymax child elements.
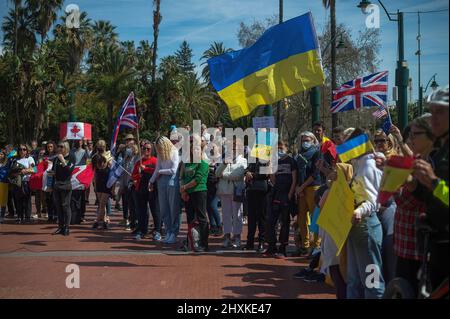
<box><xmin>143</xmin><ymin>147</ymin><xmax>152</xmax><ymax>151</ymax></box>
<box><xmin>19</xmin><ymin>148</ymin><xmax>27</xmax><ymax>151</ymax></box>
<box><xmin>57</xmin><ymin>145</ymin><xmax>64</xmax><ymax>148</ymax></box>
<box><xmin>374</xmin><ymin>139</ymin><xmax>387</xmax><ymax>144</ymax></box>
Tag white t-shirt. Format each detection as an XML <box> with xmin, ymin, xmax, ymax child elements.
<box><xmin>17</xmin><ymin>157</ymin><xmax>36</xmax><ymax>182</ymax></box>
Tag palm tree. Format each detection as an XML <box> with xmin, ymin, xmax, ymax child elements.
<box><xmin>92</xmin><ymin>20</ymin><xmax>118</xmax><ymax>46</ymax></box>
<box><xmin>179</xmin><ymin>74</ymin><xmax>217</xmax><ymax>124</ymax></box>
<box><xmin>151</xmin><ymin>0</ymin><xmax>161</xmax><ymax>84</ymax></box>
<box><xmin>53</xmin><ymin>11</ymin><xmax>92</xmax><ymax>76</ymax></box>
<box><xmin>27</xmin><ymin>0</ymin><xmax>64</xmax><ymax>45</ymax></box>
<box><xmin>2</xmin><ymin>7</ymin><xmax>36</xmax><ymax>56</ymax></box>
<box><xmin>88</xmin><ymin>45</ymin><xmax>136</xmax><ymax>138</ymax></box>
<box><xmin>200</xmin><ymin>41</ymin><xmax>233</xmax><ymax>84</ymax></box>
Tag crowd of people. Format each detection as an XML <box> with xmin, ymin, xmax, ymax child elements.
<box><xmin>0</xmin><ymin>86</ymin><xmax>448</xmax><ymax>299</ymax></box>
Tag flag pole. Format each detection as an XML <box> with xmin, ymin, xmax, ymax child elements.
<box><xmin>134</xmin><ymin>92</ymin><xmax>143</xmax><ymax>173</ymax></box>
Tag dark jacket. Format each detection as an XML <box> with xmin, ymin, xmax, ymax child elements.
<box><xmin>53</xmin><ymin>154</ymin><xmax>76</xmax><ymax>190</ymax></box>
<box><xmin>296</xmin><ymin>145</ymin><xmax>321</xmax><ymax>187</ymax></box>
<box><xmin>413</xmin><ymin>135</ymin><xmax>449</xmax><ymax>240</ymax></box>
<box><xmin>245</xmin><ymin>160</ymin><xmax>269</xmax><ymax>193</ymax></box>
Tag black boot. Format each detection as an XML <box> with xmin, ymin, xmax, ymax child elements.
<box><xmin>53</xmin><ymin>228</ymin><xmax>64</xmax><ymax>235</ymax></box>
<box><xmin>257</xmin><ymin>242</ymin><xmax>265</xmax><ymax>253</ymax></box>
<box><xmin>63</xmin><ymin>226</ymin><xmax>70</xmax><ymax>236</ymax></box>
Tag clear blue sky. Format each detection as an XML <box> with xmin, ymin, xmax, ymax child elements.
<box><xmin>1</xmin><ymin>0</ymin><xmax>448</xmax><ymax>101</ymax></box>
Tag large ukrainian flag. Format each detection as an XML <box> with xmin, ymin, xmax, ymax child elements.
<box><xmin>208</xmin><ymin>12</ymin><xmax>324</xmax><ymax>120</ymax></box>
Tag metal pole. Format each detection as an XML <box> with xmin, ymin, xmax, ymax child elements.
<box><xmin>396</xmin><ymin>11</ymin><xmax>409</xmax><ymax>131</ymax></box>
<box><xmin>331</xmin><ymin>1</ymin><xmax>338</xmax><ymax>130</ymax></box>
<box><xmin>311</xmin><ymin>87</ymin><xmax>321</xmax><ymax>126</ymax></box>
<box><xmin>417</xmin><ymin>12</ymin><xmax>423</xmax><ymax>115</ymax></box>
<box><xmin>275</xmin><ymin>0</ymin><xmax>283</xmax><ymax>135</ymax></box>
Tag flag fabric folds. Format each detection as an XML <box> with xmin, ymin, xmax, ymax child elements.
<box><xmin>110</xmin><ymin>92</ymin><xmax>138</xmax><ymax>154</ymax></box>
<box><xmin>208</xmin><ymin>12</ymin><xmax>324</xmax><ymax>120</ymax></box>
<box><xmin>378</xmin><ymin>155</ymin><xmax>415</xmax><ymax>205</ymax></box>
<box><xmin>372</xmin><ymin>106</ymin><xmax>388</xmax><ymax>119</ymax></box>
<box><xmin>331</xmin><ymin>71</ymin><xmax>388</xmax><ymax>113</ymax></box>
<box><xmin>336</xmin><ymin>134</ymin><xmax>374</xmax><ymax>163</ymax></box>
<box><xmin>29</xmin><ymin>164</ymin><xmax>94</xmax><ymax>191</ymax></box>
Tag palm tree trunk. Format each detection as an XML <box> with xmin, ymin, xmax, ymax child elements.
<box><xmin>107</xmin><ymin>101</ymin><xmax>114</xmax><ymax>140</ymax></box>
<box><xmin>151</xmin><ymin>0</ymin><xmax>162</xmax><ymax>130</ymax></box>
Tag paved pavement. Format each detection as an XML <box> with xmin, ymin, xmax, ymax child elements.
<box><xmin>0</xmin><ymin>195</ymin><xmax>335</xmax><ymax>299</ymax></box>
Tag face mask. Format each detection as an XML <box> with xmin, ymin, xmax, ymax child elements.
<box><xmin>302</xmin><ymin>142</ymin><xmax>313</xmax><ymax>150</ymax></box>
<box><xmin>278</xmin><ymin>150</ymin><xmax>286</xmax><ymax>157</ymax></box>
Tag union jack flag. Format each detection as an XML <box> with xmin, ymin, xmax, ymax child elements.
<box><xmin>110</xmin><ymin>92</ymin><xmax>138</xmax><ymax>154</ymax></box>
<box><xmin>330</xmin><ymin>71</ymin><xmax>388</xmax><ymax>114</ymax></box>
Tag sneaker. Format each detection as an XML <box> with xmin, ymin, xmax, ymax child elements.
<box><xmin>162</xmin><ymin>233</ymin><xmax>171</xmax><ymax>243</ymax></box>
<box><xmin>92</xmin><ymin>222</ymin><xmax>99</xmax><ymax>229</ymax></box>
<box><xmin>125</xmin><ymin>225</ymin><xmax>131</xmax><ymax>231</ymax></box>
<box><xmin>15</xmin><ymin>218</ymin><xmax>21</xmax><ymax>224</ymax></box>
<box><xmin>166</xmin><ymin>233</ymin><xmax>177</xmax><ymax>244</ymax></box>
<box><xmin>115</xmin><ymin>203</ymin><xmax>122</xmax><ymax>211</ymax></box>
<box><xmin>302</xmin><ymin>272</ymin><xmax>326</xmax><ymax>283</ymax></box>
<box><xmin>243</xmin><ymin>243</ymin><xmax>254</xmax><ymax>251</ymax></box>
<box><xmin>134</xmin><ymin>233</ymin><xmax>142</xmax><ymax>241</ymax></box>
<box><xmin>153</xmin><ymin>232</ymin><xmax>162</xmax><ymax>241</ymax></box>
<box><xmin>31</xmin><ymin>214</ymin><xmax>38</xmax><ymax>219</ymax></box>
<box><xmin>275</xmin><ymin>245</ymin><xmax>287</xmax><ymax>258</ymax></box>
<box><xmin>0</xmin><ymin>216</ymin><xmax>4</xmax><ymax>224</ymax></box>
<box><xmin>232</xmin><ymin>236</ymin><xmax>241</xmax><ymax>249</ymax></box>
<box><xmin>103</xmin><ymin>222</ymin><xmax>108</xmax><ymax>230</ymax></box>
<box><xmin>262</xmin><ymin>246</ymin><xmax>277</xmax><ymax>256</ymax></box>
<box><xmin>293</xmin><ymin>268</ymin><xmax>314</xmax><ymax>279</ymax></box>
<box><xmin>243</xmin><ymin>216</ymin><xmax>248</xmax><ymax>225</ymax></box>
<box><xmin>222</xmin><ymin>234</ymin><xmax>232</xmax><ymax>248</ymax></box>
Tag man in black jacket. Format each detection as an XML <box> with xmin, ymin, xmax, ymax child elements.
<box><xmin>412</xmin><ymin>85</ymin><xmax>449</xmax><ymax>293</ymax></box>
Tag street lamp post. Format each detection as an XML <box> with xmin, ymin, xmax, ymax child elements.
<box><xmin>424</xmin><ymin>74</ymin><xmax>439</xmax><ymax>95</ymax></box>
<box><xmin>358</xmin><ymin>0</ymin><xmax>410</xmax><ymax>131</ymax></box>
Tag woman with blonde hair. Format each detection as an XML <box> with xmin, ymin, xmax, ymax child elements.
<box><xmin>149</xmin><ymin>136</ymin><xmax>181</xmax><ymax>244</ymax></box>
<box><xmin>373</xmin><ymin>129</ymin><xmax>399</xmax><ymax>285</ymax></box>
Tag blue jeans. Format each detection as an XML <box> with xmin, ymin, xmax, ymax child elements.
<box><xmin>157</xmin><ymin>175</ymin><xmax>181</xmax><ymax>236</ymax></box>
<box><xmin>207</xmin><ymin>193</ymin><xmax>221</xmax><ymax>228</ymax></box>
<box><xmin>347</xmin><ymin>214</ymin><xmax>385</xmax><ymax>299</ymax></box>
<box><xmin>379</xmin><ymin>201</ymin><xmax>397</xmax><ymax>285</ymax></box>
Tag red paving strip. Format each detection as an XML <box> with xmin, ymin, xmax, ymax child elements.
<box><xmin>0</xmin><ymin>197</ymin><xmax>335</xmax><ymax>299</ymax></box>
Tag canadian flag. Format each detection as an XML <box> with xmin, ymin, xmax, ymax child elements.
<box><xmin>29</xmin><ymin>163</ymin><xmax>94</xmax><ymax>191</ymax></box>
<box><xmin>60</xmin><ymin>122</ymin><xmax>92</xmax><ymax>140</ymax></box>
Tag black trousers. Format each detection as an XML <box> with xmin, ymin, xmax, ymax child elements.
<box><xmin>134</xmin><ymin>188</ymin><xmax>160</xmax><ymax>235</ymax></box>
<box><xmin>122</xmin><ymin>188</ymin><xmax>135</xmax><ymax>221</ymax></box>
<box><xmin>13</xmin><ymin>182</ymin><xmax>32</xmax><ymax>220</ymax></box>
<box><xmin>395</xmin><ymin>256</ymin><xmax>421</xmax><ymax>295</ymax></box>
<box><xmin>7</xmin><ymin>189</ymin><xmax>15</xmax><ymax>216</ymax></box>
<box><xmin>246</xmin><ymin>190</ymin><xmax>266</xmax><ymax>245</ymax></box>
<box><xmin>266</xmin><ymin>202</ymin><xmax>290</xmax><ymax>246</ymax></box>
<box><xmin>45</xmin><ymin>192</ymin><xmax>56</xmax><ymax>219</ymax></box>
<box><xmin>70</xmin><ymin>190</ymin><xmax>86</xmax><ymax>224</ymax></box>
<box><xmin>53</xmin><ymin>189</ymin><xmax>72</xmax><ymax>228</ymax></box>
<box><xmin>185</xmin><ymin>191</ymin><xmax>209</xmax><ymax>249</ymax></box>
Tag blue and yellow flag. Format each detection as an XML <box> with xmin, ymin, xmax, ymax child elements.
<box><xmin>336</xmin><ymin>134</ymin><xmax>373</xmax><ymax>163</ymax></box>
<box><xmin>208</xmin><ymin>12</ymin><xmax>324</xmax><ymax>120</ymax></box>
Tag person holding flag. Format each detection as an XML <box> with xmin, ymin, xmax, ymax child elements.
<box><xmin>336</xmin><ymin>128</ymin><xmax>385</xmax><ymax>298</ymax></box>
<box><xmin>0</xmin><ymin>149</ymin><xmax>10</xmax><ymax>223</ymax></box>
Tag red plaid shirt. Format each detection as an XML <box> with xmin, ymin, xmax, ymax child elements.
<box><xmin>393</xmin><ymin>188</ymin><xmax>426</xmax><ymax>260</ymax></box>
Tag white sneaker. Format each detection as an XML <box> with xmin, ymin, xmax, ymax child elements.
<box><xmin>32</xmin><ymin>214</ymin><xmax>38</xmax><ymax>219</ymax></box>
<box><xmin>232</xmin><ymin>237</ymin><xmax>241</xmax><ymax>249</ymax></box>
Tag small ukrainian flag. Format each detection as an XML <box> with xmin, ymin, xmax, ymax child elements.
<box><xmin>336</xmin><ymin>134</ymin><xmax>374</xmax><ymax>163</ymax></box>
<box><xmin>208</xmin><ymin>12</ymin><xmax>324</xmax><ymax>120</ymax></box>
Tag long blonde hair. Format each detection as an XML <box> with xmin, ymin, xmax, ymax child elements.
<box><xmin>155</xmin><ymin>136</ymin><xmax>174</xmax><ymax>162</ymax></box>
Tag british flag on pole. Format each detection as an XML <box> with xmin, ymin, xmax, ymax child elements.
<box><xmin>330</xmin><ymin>71</ymin><xmax>388</xmax><ymax>114</ymax></box>
<box><xmin>110</xmin><ymin>92</ymin><xmax>139</xmax><ymax>154</ymax></box>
